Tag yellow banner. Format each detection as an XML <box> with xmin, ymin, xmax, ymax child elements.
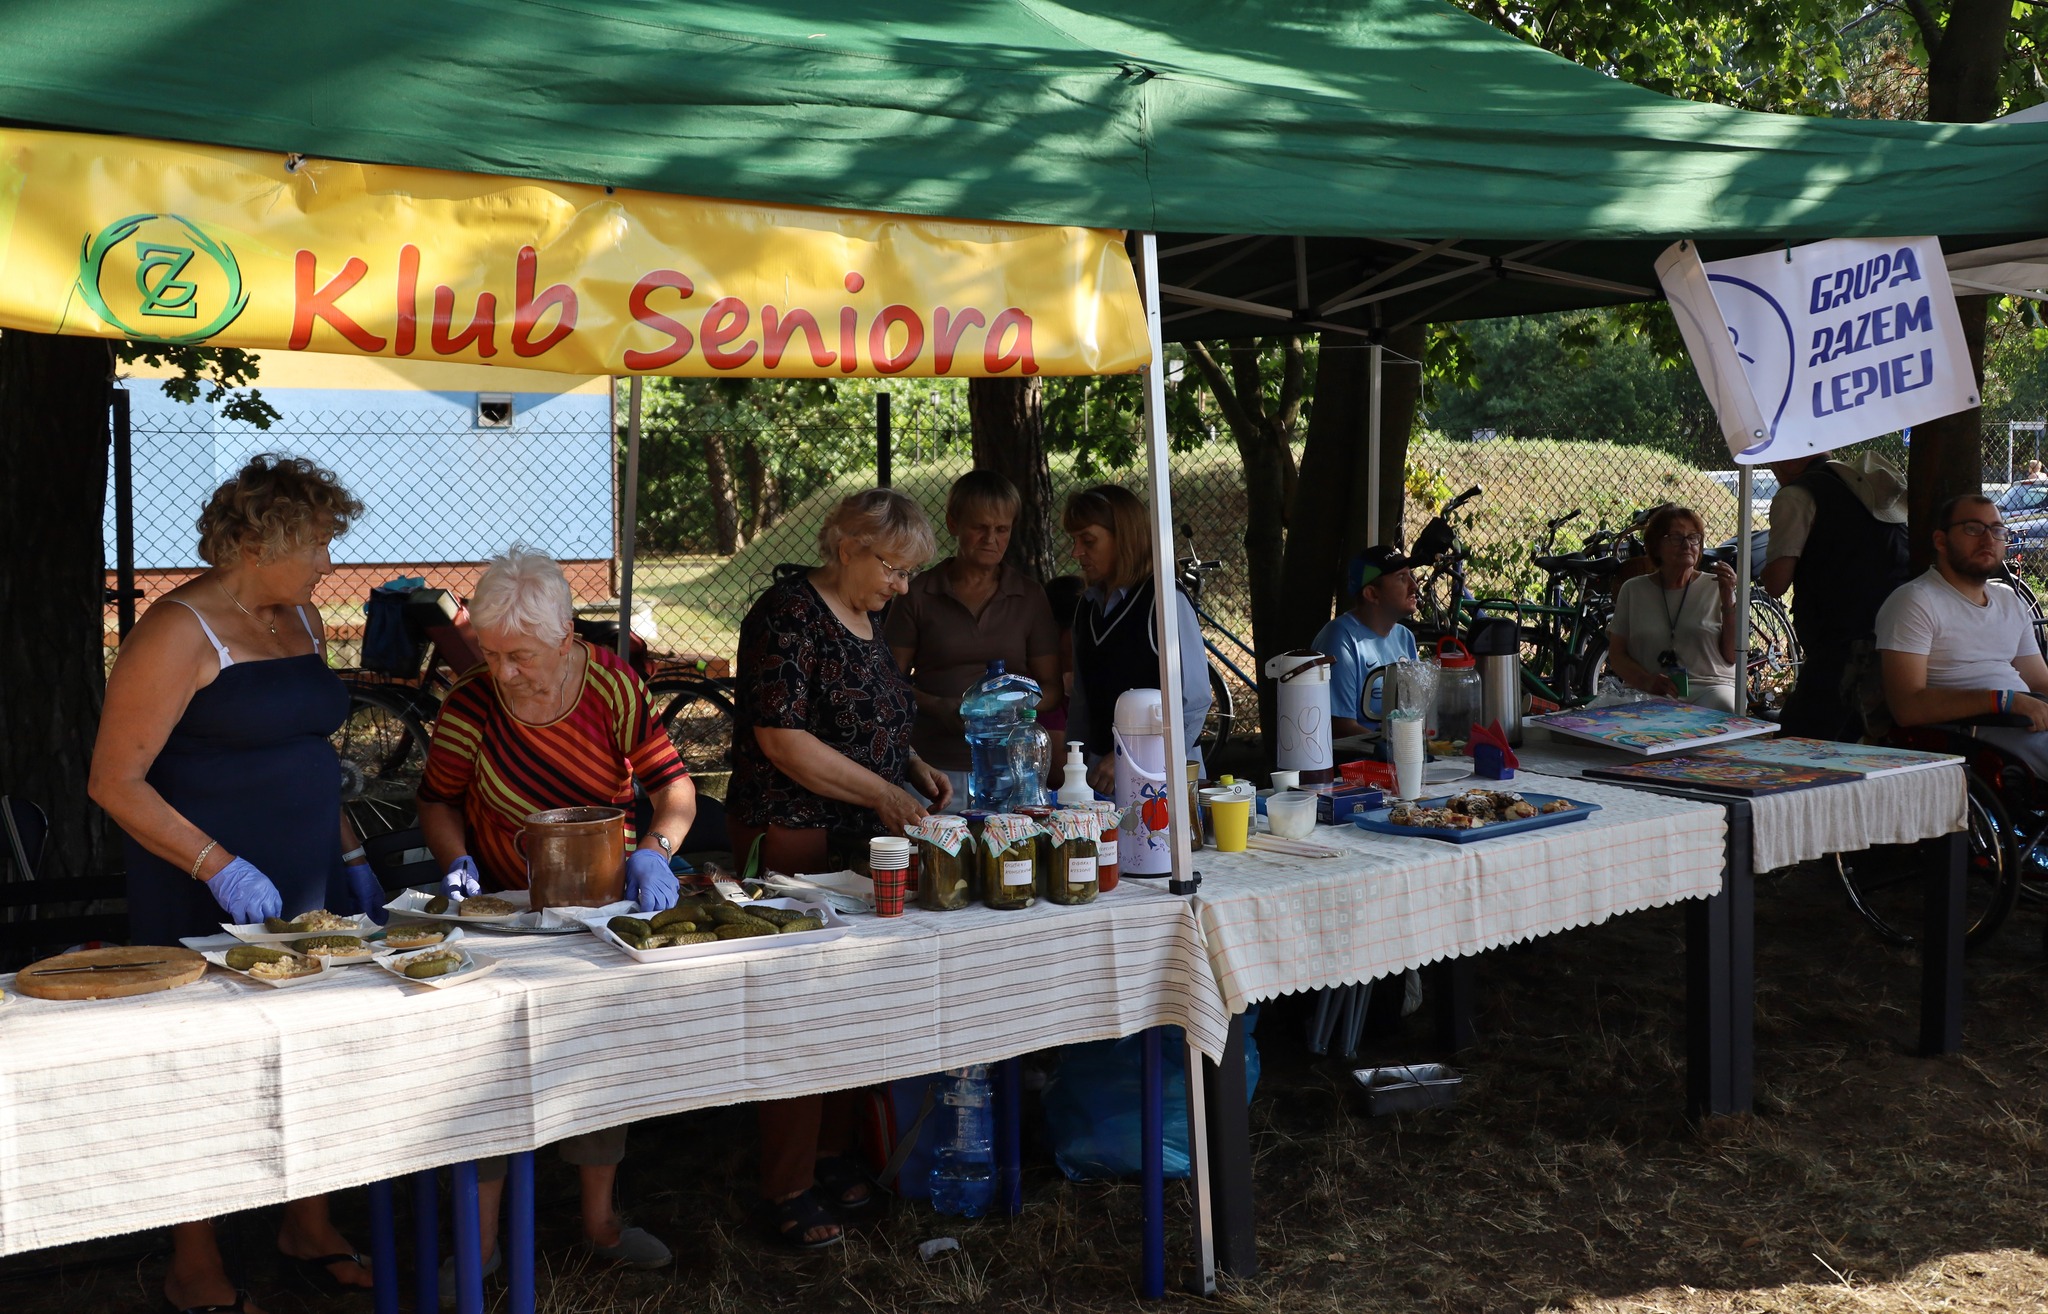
<box><xmin>0</xmin><ymin>128</ymin><xmax>1149</xmax><ymax>377</ymax></box>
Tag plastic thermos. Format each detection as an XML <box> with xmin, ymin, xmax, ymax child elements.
<box><xmin>1264</xmin><ymin>649</ymin><xmax>1336</xmax><ymax>784</ymax></box>
<box><xmin>959</xmin><ymin>660</ymin><xmax>1043</xmax><ymax>813</ymax></box>
<box><xmin>928</xmin><ymin>1064</ymin><xmax>995</xmax><ymax>1217</ymax></box>
<box><xmin>1434</xmin><ymin>637</ymin><xmax>1483</xmax><ymax>747</ymax></box>
<box><xmin>1113</xmin><ymin>689</ymin><xmax>1175</xmax><ymax>877</ymax></box>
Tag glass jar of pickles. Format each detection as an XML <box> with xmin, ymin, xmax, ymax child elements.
<box><xmin>1045</xmin><ymin>809</ymin><xmax>1101</xmax><ymax>905</ymax></box>
<box><xmin>959</xmin><ymin>810</ymin><xmax>990</xmax><ymax>899</ymax></box>
<box><xmin>910</xmin><ymin>816</ymin><xmax>973</xmax><ymax>911</ymax></box>
<box><xmin>1083</xmin><ymin>800</ymin><xmax>1122</xmax><ymax>891</ymax></box>
<box><xmin>979</xmin><ymin>813</ymin><xmax>1041</xmax><ymax>910</ymax></box>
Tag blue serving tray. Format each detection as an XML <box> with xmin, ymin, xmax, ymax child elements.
<box><xmin>1350</xmin><ymin>792</ymin><xmax>1601</xmax><ymax>843</ymax></box>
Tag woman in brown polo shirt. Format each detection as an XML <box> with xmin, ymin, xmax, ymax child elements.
<box><xmin>886</xmin><ymin>470</ymin><xmax>1063</xmax><ymax>804</ymax></box>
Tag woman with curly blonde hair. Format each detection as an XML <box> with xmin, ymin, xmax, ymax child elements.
<box><xmin>90</xmin><ymin>453</ymin><xmax>378</xmax><ymax>1311</ymax></box>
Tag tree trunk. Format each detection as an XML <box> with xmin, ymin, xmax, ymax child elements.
<box><xmin>1905</xmin><ymin>0</ymin><xmax>2009</xmax><ymax>559</ymax></box>
<box><xmin>1276</xmin><ymin>326</ymin><xmax>1427</xmax><ymax>649</ymax></box>
<box><xmin>738</xmin><ymin>439</ymin><xmax>783</xmax><ymax>541</ymax></box>
<box><xmin>0</xmin><ymin>330</ymin><xmax>116</xmax><ymax>881</ymax></box>
<box><xmin>968</xmin><ymin>377</ymin><xmax>1054</xmax><ymax>580</ymax></box>
<box><xmin>701</xmin><ymin>426</ymin><xmax>743</xmax><ymax>554</ymax></box>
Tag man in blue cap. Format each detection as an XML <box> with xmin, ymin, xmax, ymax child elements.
<box><xmin>1316</xmin><ymin>545</ymin><xmax>1421</xmax><ymax>739</ymax></box>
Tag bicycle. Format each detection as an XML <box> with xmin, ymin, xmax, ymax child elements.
<box><xmin>643</xmin><ymin>659</ymin><xmax>738</xmax><ymax>776</ymax></box>
<box><xmin>1174</xmin><ymin>530</ymin><xmax>1251</xmax><ymax>758</ymax></box>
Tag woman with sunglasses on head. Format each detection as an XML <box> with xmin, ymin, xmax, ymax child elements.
<box><xmin>1605</xmin><ymin>503</ymin><xmax>1739</xmax><ymax>711</ymax></box>
<box><xmin>724</xmin><ymin>486</ymin><xmax>951</xmax><ymax>1250</ymax></box>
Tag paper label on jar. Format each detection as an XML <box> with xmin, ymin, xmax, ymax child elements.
<box><xmin>1002</xmin><ymin>859</ymin><xmax>1034</xmax><ymax>886</ymax></box>
<box><xmin>1097</xmin><ymin>851</ymin><xmax>1117</xmax><ymax>870</ymax></box>
<box><xmin>1067</xmin><ymin>857</ymin><xmax>1097</xmax><ymax>886</ymax></box>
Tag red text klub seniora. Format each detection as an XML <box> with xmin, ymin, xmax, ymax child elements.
<box><xmin>287</xmin><ymin>246</ymin><xmax>1043</xmax><ymax>374</ymax></box>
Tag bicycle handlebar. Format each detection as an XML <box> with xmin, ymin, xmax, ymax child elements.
<box><xmin>1443</xmin><ymin>485</ymin><xmax>1483</xmax><ymax>517</ymax></box>
<box><xmin>1544</xmin><ymin>509</ymin><xmax>1582</xmax><ymax>533</ymax></box>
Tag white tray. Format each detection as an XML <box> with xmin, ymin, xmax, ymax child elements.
<box><xmin>223</xmin><ymin>912</ymin><xmax>380</xmax><ymax>944</ymax></box>
<box><xmin>375</xmin><ymin>945</ymin><xmax>499</xmax><ymax>989</ymax></box>
<box><xmin>202</xmin><ymin>948</ymin><xmax>333</xmax><ymax>988</ymax></box>
<box><xmin>580</xmin><ymin>898</ymin><xmax>848</xmax><ymax>964</ymax></box>
<box><xmin>382</xmin><ymin>888</ymin><xmax>629</xmax><ymax>934</ymax></box>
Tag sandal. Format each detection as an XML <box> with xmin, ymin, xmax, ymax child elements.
<box><xmin>812</xmin><ymin>1155</ymin><xmax>877</xmax><ymax>1213</ymax></box>
<box><xmin>766</xmin><ymin>1189</ymin><xmax>843</xmax><ymax>1250</ymax></box>
<box><xmin>163</xmin><ymin>1291</ymin><xmax>251</xmax><ymax>1314</ymax></box>
<box><xmin>289</xmin><ymin>1251</ymin><xmax>373</xmax><ymax>1294</ymax></box>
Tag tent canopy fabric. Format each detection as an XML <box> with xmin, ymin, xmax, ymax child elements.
<box><xmin>4</xmin><ymin>0</ymin><xmax>2046</xmax><ymax>333</ymax></box>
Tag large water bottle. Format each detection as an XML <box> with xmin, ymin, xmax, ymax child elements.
<box><xmin>927</xmin><ymin>1064</ymin><xmax>995</xmax><ymax>1218</ymax></box>
<box><xmin>959</xmin><ymin>660</ymin><xmax>1042</xmax><ymax>812</ymax></box>
<box><xmin>1004</xmin><ymin>709</ymin><xmax>1050</xmax><ymax>809</ymax></box>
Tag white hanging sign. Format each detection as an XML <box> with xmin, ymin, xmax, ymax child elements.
<box><xmin>1656</xmin><ymin>236</ymin><xmax>1978</xmax><ymax>465</ymax></box>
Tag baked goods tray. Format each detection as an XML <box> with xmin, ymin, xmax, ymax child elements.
<box><xmin>1349</xmin><ymin>792</ymin><xmax>1600</xmax><ymax>843</ymax></box>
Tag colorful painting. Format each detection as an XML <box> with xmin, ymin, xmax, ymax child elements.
<box><xmin>1691</xmin><ymin>736</ymin><xmax>1959</xmax><ymax>778</ymax></box>
<box><xmin>1531</xmin><ymin>698</ymin><xmax>1778</xmax><ymax>755</ymax></box>
<box><xmin>1584</xmin><ymin>757</ymin><xmax>1861</xmax><ymax>796</ymax></box>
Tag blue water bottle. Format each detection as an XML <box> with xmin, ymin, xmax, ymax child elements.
<box><xmin>927</xmin><ymin>1065</ymin><xmax>995</xmax><ymax>1218</ymax></box>
<box><xmin>959</xmin><ymin>660</ymin><xmax>1042</xmax><ymax>812</ymax></box>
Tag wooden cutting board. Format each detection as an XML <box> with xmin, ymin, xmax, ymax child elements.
<box><xmin>13</xmin><ymin>945</ymin><xmax>207</xmax><ymax>1001</ymax></box>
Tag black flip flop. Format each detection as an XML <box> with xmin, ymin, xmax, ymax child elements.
<box><xmin>164</xmin><ymin>1290</ymin><xmax>250</xmax><ymax>1314</ymax></box>
<box><xmin>765</xmin><ymin>1189</ymin><xmax>843</xmax><ymax>1251</ymax></box>
<box><xmin>812</xmin><ymin>1156</ymin><xmax>878</xmax><ymax>1213</ymax></box>
<box><xmin>290</xmin><ymin>1251</ymin><xmax>373</xmax><ymax>1294</ymax></box>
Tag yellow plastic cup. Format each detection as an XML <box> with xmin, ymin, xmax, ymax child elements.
<box><xmin>1200</xmin><ymin>786</ymin><xmax>1253</xmax><ymax>853</ymax></box>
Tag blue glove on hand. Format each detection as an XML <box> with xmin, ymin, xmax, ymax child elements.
<box><xmin>346</xmin><ymin>862</ymin><xmax>389</xmax><ymax>925</ymax></box>
<box><xmin>205</xmin><ymin>857</ymin><xmax>284</xmax><ymax>925</ymax></box>
<box><xmin>444</xmin><ymin>855</ymin><xmax>482</xmax><ymax>902</ymax></box>
<box><xmin>626</xmin><ymin>848</ymin><xmax>679</xmax><ymax>912</ymax></box>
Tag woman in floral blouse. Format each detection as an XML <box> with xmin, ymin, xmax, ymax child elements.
<box><xmin>725</xmin><ymin>486</ymin><xmax>951</xmax><ymax>1248</ymax></box>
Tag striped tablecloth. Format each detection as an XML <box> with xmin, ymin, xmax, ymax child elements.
<box><xmin>0</xmin><ymin>883</ymin><xmax>1225</xmax><ymax>1257</ymax></box>
<box><xmin>1512</xmin><ymin>738</ymin><xmax>1967</xmax><ymax>873</ymax></box>
<box><xmin>1188</xmin><ymin>772</ymin><xmax>1727</xmax><ymax>1015</ymax></box>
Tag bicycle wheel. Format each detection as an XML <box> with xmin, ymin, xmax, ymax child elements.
<box><xmin>647</xmin><ymin>676</ymin><xmax>737</xmax><ymax>774</ymax></box>
<box><xmin>1197</xmin><ymin>663</ymin><xmax>1235</xmax><ymax>759</ymax></box>
<box><xmin>1744</xmin><ymin>594</ymin><xmax>1802</xmax><ymax>718</ymax></box>
<box><xmin>333</xmin><ymin>682</ymin><xmax>432</xmax><ymax>836</ymax></box>
<box><xmin>1836</xmin><ymin>772</ymin><xmax>2021</xmax><ymax>951</ymax></box>
<box><xmin>1570</xmin><ymin>636</ymin><xmax>1609</xmax><ymax>702</ymax></box>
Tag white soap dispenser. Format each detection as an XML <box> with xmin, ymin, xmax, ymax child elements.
<box><xmin>1055</xmin><ymin>741</ymin><xmax>1094</xmax><ymax>806</ymax></box>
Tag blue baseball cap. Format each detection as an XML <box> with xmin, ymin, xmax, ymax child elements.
<box><xmin>1347</xmin><ymin>545</ymin><xmax>1417</xmax><ymax>598</ymax></box>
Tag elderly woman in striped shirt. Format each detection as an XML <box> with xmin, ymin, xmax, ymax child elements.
<box><xmin>417</xmin><ymin>545</ymin><xmax>695</xmax><ymax>1283</ymax></box>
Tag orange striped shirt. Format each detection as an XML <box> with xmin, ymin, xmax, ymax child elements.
<box><xmin>420</xmin><ymin>640</ymin><xmax>687</xmax><ymax>890</ymax></box>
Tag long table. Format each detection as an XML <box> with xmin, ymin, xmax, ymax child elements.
<box><xmin>1183</xmin><ymin>772</ymin><xmax>1729</xmax><ymax>1281</ymax></box>
<box><xmin>0</xmin><ymin>883</ymin><xmax>1228</xmax><ymax>1259</ymax></box>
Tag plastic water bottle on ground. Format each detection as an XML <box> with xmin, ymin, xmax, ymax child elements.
<box><xmin>928</xmin><ymin>1064</ymin><xmax>995</xmax><ymax>1218</ymax></box>
<box><xmin>959</xmin><ymin>660</ymin><xmax>1042</xmax><ymax>812</ymax></box>
<box><xmin>1005</xmin><ymin>709</ymin><xmax>1050</xmax><ymax>809</ymax></box>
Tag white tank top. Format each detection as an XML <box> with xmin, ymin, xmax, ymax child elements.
<box><xmin>172</xmin><ymin>600</ymin><xmax>318</xmax><ymax>670</ymax></box>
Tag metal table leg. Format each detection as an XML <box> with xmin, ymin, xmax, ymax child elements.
<box><xmin>996</xmin><ymin>1057</ymin><xmax>1023</xmax><ymax>1217</ymax></box>
<box><xmin>1200</xmin><ymin>1012</ymin><xmax>1259</xmax><ymax>1279</ymax></box>
<box><xmin>507</xmin><ymin>1151</ymin><xmax>536</xmax><ymax>1314</ymax></box>
<box><xmin>413</xmin><ymin>1170</ymin><xmax>440</xmax><ymax>1314</ymax></box>
<box><xmin>1140</xmin><ymin>1027</ymin><xmax>1164</xmax><ymax>1300</ymax></box>
<box><xmin>452</xmin><ymin>1161</ymin><xmax>484</xmax><ymax>1314</ymax></box>
<box><xmin>1724</xmin><ymin>800</ymin><xmax>1755</xmax><ymax>1112</ymax></box>
<box><xmin>366</xmin><ymin>1177</ymin><xmax>399</xmax><ymax>1314</ymax></box>
<box><xmin>1920</xmin><ymin>829</ymin><xmax>1965</xmax><ymax>1054</ymax></box>
<box><xmin>1183</xmin><ymin>1035</ymin><xmax>1216</xmax><ymax>1296</ymax></box>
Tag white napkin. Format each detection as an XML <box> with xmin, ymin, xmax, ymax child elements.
<box><xmin>756</xmin><ymin>869</ymin><xmax>874</xmax><ymax>915</ymax></box>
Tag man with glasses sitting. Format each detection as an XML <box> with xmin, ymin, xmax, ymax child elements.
<box><xmin>1877</xmin><ymin>493</ymin><xmax>2048</xmax><ymax>771</ymax></box>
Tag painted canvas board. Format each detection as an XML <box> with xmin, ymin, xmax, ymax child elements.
<box><xmin>1691</xmin><ymin>736</ymin><xmax>1958</xmax><ymax>778</ymax></box>
<box><xmin>1584</xmin><ymin>757</ymin><xmax>1860</xmax><ymax>796</ymax></box>
<box><xmin>1531</xmin><ymin>698</ymin><xmax>1777</xmax><ymax>755</ymax></box>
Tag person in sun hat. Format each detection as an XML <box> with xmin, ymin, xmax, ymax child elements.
<box><xmin>1315</xmin><ymin>545</ymin><xmax>1422</xmax><ymax>739</ymax></box>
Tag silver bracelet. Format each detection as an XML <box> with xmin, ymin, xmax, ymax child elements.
<box><xmin>190</xmin><ymin>840</ymin><xmax>219</xmax><ymax>880</ymax></box>
<box><xmin>341</xmin><ymin>846</ymin><xmax>367</xmax><ymax>863</ymax></box>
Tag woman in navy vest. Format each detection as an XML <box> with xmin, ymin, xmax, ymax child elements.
<box><xmin>1061</xmin><ymin>485</ymin><xmax>1212</xmax><ymax>795</ymax></box>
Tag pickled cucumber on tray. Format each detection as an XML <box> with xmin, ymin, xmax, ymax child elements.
<box><xmin>742</xmin><ymin>905</ymin><xmax>808</xmax><ymax>928</ymax></box>
<box><xmin>401</xmin><ymin>948</ymin><xmax>465</xmax><ymax>979</ymax></box>
<box><xmin>708</xmin><ymin>905</ymin><xmax>776</xmax><ymax>933</ymax></box>
<box><xmin>713</xmin><ymin>921</ymin><xmax>777</xmax><ymax>940</ymax></box>
<box><xmin>653</xmin><ymin>930</ymin><xmax>717</xmax><ymax>947</ymax></box>
<box><xmin>224</xmin><ymin>944</ymin><xmax>291</xmax><ymax>971</ymax></box>
<box><xmin>607</xmin><ymin>916</ymin><xmax>655</xmax><ymax>947</ymax></box>
<box><xmin>649</xmin><ymin>906</ymin><xmax>702</xmax><ymax>932</ymax></box>
<box><xmin>776</xmin><ymin>916</ymin><xmax>824</xmax><ymax>933</ymax></box>
<box><xmin>423</xmin><ymin>895</ymin><xmax>452</xmax><ymax>915</ymax></box>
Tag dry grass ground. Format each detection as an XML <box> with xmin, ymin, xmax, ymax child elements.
<box><xmin>7</xmin><ymin>853</ymin><xmax>2045</xmax><ymax>1313</ymax></box>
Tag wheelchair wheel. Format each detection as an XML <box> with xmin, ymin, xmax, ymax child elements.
<box><xmin>1836</xmin><ymin>772</ymin><xmax>2022</xmax><ymax>951</ymax></box>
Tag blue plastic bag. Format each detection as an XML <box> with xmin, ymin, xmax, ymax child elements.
<box><xmin>1041</xmin><ymin>1015</ymin><xmax>1260</xmax><ymax>1182</ymax></box>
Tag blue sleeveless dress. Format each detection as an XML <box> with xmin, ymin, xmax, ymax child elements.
<box><xmin>123</xmin><ymin>607</ymin><xmax>353</xmax><ymax>945</ymax></box>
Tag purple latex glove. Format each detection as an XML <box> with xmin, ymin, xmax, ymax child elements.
<box><xmin>205</xmin><ymin>857</ymin><xmax>284</xmax><ymax>925</ymax></box>
<box><xmin>625</xmin><ymin>848</ymin><xmax>679</xmax><ymax>912</ymax></box>
<box><xmin>443</xmin><ymin>855</ymin><xmax>482</xmax><ymax>902</ymax></box>
<box><xmin>345</xmin><ymin>862</ymin><xmax>389</xmax><ymax>925</ymax></box>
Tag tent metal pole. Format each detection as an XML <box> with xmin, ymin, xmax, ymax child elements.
<box><xmin>1137</xmin><ymin>228</ymin><xmax>1204</xmax><ymax>1297</ymax></box>
<box><xmin>618</xmin><ymin>376</ymin><xmax>643</xmax><ymax>662</ymax></box>
<box><xmin>1735</xmin><ymin>467</ymin><xmax>1753</xmax><ymax>716</ymax></box>
<box><xmin>1366</xmin><ymin>343</ymin><xmax>1384</xmax><ymax>545</ymax></box>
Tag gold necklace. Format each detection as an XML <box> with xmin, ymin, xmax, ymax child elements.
<box><xmin>218</xmin><ymin>578</ymin><xmax>277</xmax><ymax>638</ymax></box>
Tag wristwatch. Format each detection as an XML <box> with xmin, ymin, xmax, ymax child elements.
<box><xmin>648</xmin><ymin>833</ymin><xmax>673</xmax><ymax>857</ymax></box>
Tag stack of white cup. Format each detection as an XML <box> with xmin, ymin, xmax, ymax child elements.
<box><xmin>1390</xmin><ymin>715</ymin><xmax>1427</xmax><ymax>800</ymax></box>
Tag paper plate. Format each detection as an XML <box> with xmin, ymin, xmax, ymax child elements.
<box><xmin>202</xmin><ymin>948</ymin><xmax>332</xmax><ymax>988</ymax></box>
<box><xmin>375</xmin><ymin>946</ymin><xmax>499</xmax><ymax>989</ymax></box>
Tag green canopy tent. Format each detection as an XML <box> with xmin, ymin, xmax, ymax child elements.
<box><xmin>6</xmin><ymin>4</ymin><xmax>2048</xmax><ymax>1284</ymax></box>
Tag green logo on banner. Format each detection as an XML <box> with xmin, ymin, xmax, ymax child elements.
<box><xmin>78</xmin><ymin>214</ymin><xmax>249</xmax><ymax>343</ymax></box>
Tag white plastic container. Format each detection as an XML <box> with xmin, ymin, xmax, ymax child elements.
<box><xmin>1265</xmin><ymin>790</ymin><xmax>1318</xmax><ymax>838</ymax></box>
<box><xmin>1055</xmin><ymin>741</ymin><xmax>1094</xmax><ymax>806</ymax></box>
<box><xmin>1264</xmin><ymin>650</ymin><xmax>1335</xmax><ymax>784</ymax></box>
<box><xmin>1113</xmin><ymin>688</ymin><xmax>1174</xmax><ymax>877</ymax></box>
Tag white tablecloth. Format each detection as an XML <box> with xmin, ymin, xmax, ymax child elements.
<box><xmin>1187</xmin><ymin>772</ymin><xmax>1727</xmax><ymax>1015</ymax></box>
<box><xmin>1513</xmin><ymin>738</ymin><xmax>1967</xmax><ymax>873</ymax></box>
<box><xmin>0</xmin><ymin>884</ymin><xmax>1225</xmax><ymax>1257</ymax></box>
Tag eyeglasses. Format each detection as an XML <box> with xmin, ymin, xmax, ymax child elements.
<box><xmin>1945</xmin><ymin>521</ymin><xmax>2010</xmax><ymax>542</ymax></box>
<box><xmin>873</xmin><ymin>554</ymin><xmax>918</xmax><ymax>584</ymax></box>
<box><xmin>1661</xmin><ymin>533</ymin><xmax>1705</xmax><ymax>549</ymax></box>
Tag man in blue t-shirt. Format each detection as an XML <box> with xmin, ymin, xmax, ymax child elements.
<box><xmin>1314</xmin><ymin>545</ymin><xmax>1421</xmax><ymax>738</ymax></box>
